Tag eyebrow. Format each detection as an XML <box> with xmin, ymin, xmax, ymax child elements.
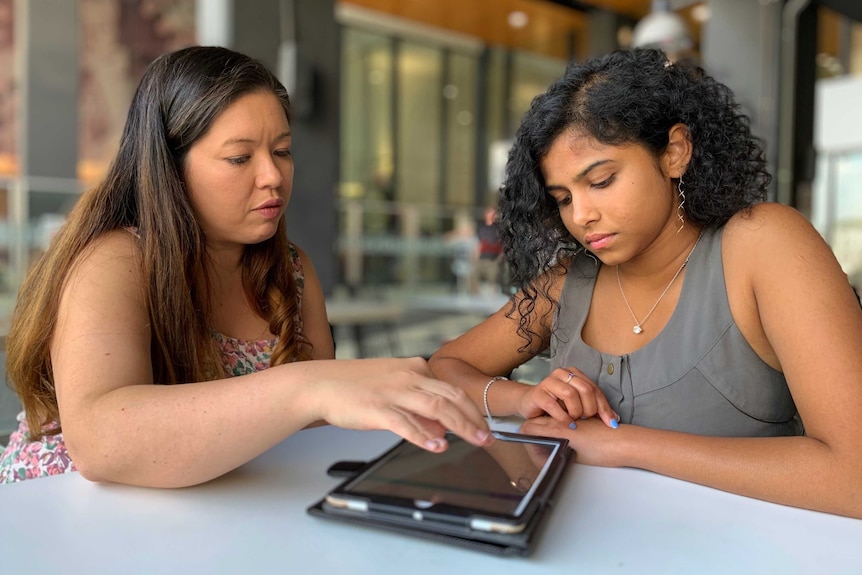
<box><xmin>545</xmin><ymin>159</ymin><xmax>614</xmax><ymax>192</ymax></box>
<box><xmin>222</xmin><ymin>131</ymin><xmax>291</xmax><ymax>146</ymax></box>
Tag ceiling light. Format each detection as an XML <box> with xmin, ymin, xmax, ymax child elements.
<box><xmin>691</xmin><ymin>4</ymin><xmax>710</xmax><ymax>23</ymax></box>
<box><xmin>507</xmin><ymin>11</ymin><xmax>529</xmax><ymax>29</ymax></box>
<box><xmin>632</xmin><ymin>0</ymin><xmax>692</xmax><ymax>54</ymax></box>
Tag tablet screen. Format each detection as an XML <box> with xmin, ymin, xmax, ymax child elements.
<box><xmin>340</xmin><ymin>432</ymin><xmax>561</xmax><ymax>517</ymax></box>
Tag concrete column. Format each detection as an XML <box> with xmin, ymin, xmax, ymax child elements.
<box><xmin>16</xmin><ymin>0</ymin><xmax>78</xmax><ymax>181</ymax></box>
<box><xmin>700</xmin><ymin>0</ymin><xmax>783</xmax><ymax>200</ymax></box>
<box><xmin>13</xmin><ymin>0</ymin><xmax>79</xmax><ymax>285</ymax></box>
<box><xmin>195</xmin><ymin>0</ymin><xmax>233</xmax><ymax>47</ymax></box>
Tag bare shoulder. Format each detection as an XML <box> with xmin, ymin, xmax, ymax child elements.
<box><xmin>65</xmin><ymin>229</ymin><xmax>146</xmax><ymax>302</ymax></box>
<box><xmin>722</xmin><ymin>202</ymin><xmax>831</xmax><ymax>268</ymax></box>
<box><xmin>724</xmin><ymin>202</ymin><xmax>822</xmax><ymax>245</ymax></box>
<box><xmin>72</xmin><ymin>229</ymin><xmax>143</xmax><ymax>268</ymax></box>
<box><xmin>720</xmin><ymin>204</ymin><xmax>858</xmax><ymax>374</ymax></box>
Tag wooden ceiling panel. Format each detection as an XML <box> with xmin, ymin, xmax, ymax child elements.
<box><xmin>569</xmin><ymin>0</ymin><xmax>650</xmax><ymax>20</ymax></box>
<box><xmin>338</xmin><ymin>0</ymin><xmax>714</xmax><ymax>59</ymax></box>
<box><xmin>341</xmin><ymin>0</ymin><xmax>588</xmax><ymax>59</ymax></box>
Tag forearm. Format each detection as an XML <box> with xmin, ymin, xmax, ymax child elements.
<box><xmin>429</xmin><ymin>357</ymin><xmax>528</xmax><ymax>417</ymax></box>
<box><xmin>616</xmin><ymin>425</ymin><xmax>862</xmax><ymax>518</ymax></box>
<box><xmin>64</xmin><ymin>361</ymin><xmax>324</xmax><ymax>488</ymax></box>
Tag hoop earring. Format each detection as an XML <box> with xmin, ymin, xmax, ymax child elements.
<box><xmin>676</xmin><ymin>177</ymin><xmax>686</xmax><ymax>233</ymax></box>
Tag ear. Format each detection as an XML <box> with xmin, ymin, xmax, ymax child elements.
<box><xmin>661</xmin><ymin>123</ymin><xmax>693</xmax><ymax>179</ymax></box>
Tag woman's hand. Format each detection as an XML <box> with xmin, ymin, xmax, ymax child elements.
<box><xmin>315</xmin><ymin>357</ymin><xmax>494</xmax><ymax>453</ymax></box>
<box><xmin>520</xmin><ymin>415</ymin><xmax>624</xmax><ymax>467</ymax></box>
<box><xmin>516</xmin><ymin>367</ymin><xmax>619</xmax><ymax>428</ymax></box>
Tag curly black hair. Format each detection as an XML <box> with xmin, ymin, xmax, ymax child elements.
<box><xmin>499</xmin><ymin>48</ymin><xmax>771</xmax><ymax>351</ymax></box>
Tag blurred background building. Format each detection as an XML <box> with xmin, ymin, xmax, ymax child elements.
<box><xmin>0</xmin><ymin>0</ymin><xmax>861</xmax><ymax>358</ymax></box>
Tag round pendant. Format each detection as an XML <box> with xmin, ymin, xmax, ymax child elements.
<box><xmin>633</xmin><ymin>325</ymin><xmax>643</xmax><ymax>335</ymax></box>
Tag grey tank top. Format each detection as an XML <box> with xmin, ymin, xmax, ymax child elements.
<box><xmin>550</xmin><ymin>227</ymin><xmax>801</xmax><ymax>437</ymax></box>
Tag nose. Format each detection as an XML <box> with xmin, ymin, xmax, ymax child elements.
<box><xmin>256</xmin><ymin>155</ymin><xmax>284</xmax><ymax>190</ymax></box>
<box><xmin>568</xmin><ymin>193</ymin><xmax>599</xmax><ymax>228</ymax></box>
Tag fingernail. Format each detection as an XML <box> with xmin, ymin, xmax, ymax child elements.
<box><xmin>425</xmin><ymin>437</ymin><xmax>446</xmax><ymax>451</ymax></box>
<box><xmin>609</xmin><ymin>418</ymin><xmax>619</xmax><ymax>429</ymax></box>
<box><xmin>476</xmin><ymin>429</ymin><xmax>492</xmax><ymax>443</ymax></box>
<box><xmin>568</xmin><ymin>421</ymin><xmax>577</xmax><ymax>430</ymax></box>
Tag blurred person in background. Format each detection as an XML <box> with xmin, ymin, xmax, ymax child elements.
<box><xmin>471</xmin><ymin>206</ymin><xmax>505</xmax><ymax>295</ymax></box>
<box><xmin>445</xmin><ymin>212</ymin><xmax>479</xmax><ymax>296</ymax></box>
<box><xmin>0</xmin><ymin>46</ymin><xmax>491</xmax><ymax>487</ymax></box>
<box><xmin>430</xmin><ymin>49</ymin><xmax>862</xmax><ymax>519</ymax></box>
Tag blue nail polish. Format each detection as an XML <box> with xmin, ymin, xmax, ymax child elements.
<box><xmin>568</xmin><ymin>422</ymin><xmax>577</xmax><ymax>430</ymax></box>
<box><xmin>609</xmin><ymin>418</ymin><xmax>619</xmax><ymax>429</ymax></box>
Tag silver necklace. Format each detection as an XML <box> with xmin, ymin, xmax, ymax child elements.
<box><xmin>616</xmin><ymin>232</ymin><xmax>703</xmax><ymax>335</ymax></box>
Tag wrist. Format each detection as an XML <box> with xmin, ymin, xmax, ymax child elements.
<box><xmin>608</xmin><ymin>422</ymin><xmax>639</xmax><ymax>467</ymax></box>
<box><xmin>483</xmin><ymin>376</ymin><xmax>532</xmax><ymax>419</ymax></box>
<box><xmin>483</xmin><ymin>376</ymin><xmax>510</xmax><ymax>421</ymax></box>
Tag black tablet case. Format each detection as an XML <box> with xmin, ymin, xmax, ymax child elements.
<box><xmin>307</xmin><ymin>435</ymin><xmax>573</xmax><ymax>557</ymax></box>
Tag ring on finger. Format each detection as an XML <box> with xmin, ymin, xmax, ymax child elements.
<box><xmin>564</xmin><ymin>372</ymin><xmax>575</xmax><ymax>384</ymax></box>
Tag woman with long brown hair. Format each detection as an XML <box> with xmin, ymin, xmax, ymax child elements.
<box><xmin>0</xmin><ymin>46</ymin><xmax>491</xmax><ymax>487</ymax></box>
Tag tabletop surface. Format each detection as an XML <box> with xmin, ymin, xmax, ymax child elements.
<box><xmin>1</xmin><ymin>424</ymin><xmax>861</xmax><ymax>574</ymax></box>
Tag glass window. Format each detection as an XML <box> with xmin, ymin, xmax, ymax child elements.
<box><xmin>337</xmin><ymin>23</ymin><xmax>567</xmax><ymax>291</ymax></box>
<box><xmin>340</xmin><ymin>28</ymin><xmax>394</xmax><ymax>206</ymax></box>
<box><xmin>812</xmin><ymin>9</ymin><xmax>862</xmax><ymax>289</ymax></box>
<box><xmin>396</xmin><ymin>41</ymin><xmax>443</xmax><ymax>283</ymax></box>
<box><xmin>813</xmin><ymin>153</ymin><xmax>862</xmax><ymax>287</ymax></box>
<box><xmin>444</xmin><ymin>51</ymin><xmax>477</xmax><ymax>210</ymax></box>
<box><xmin>339</xmin><ymin>28</ymin><xmax>396</xmax><ymax>287</ymax></box>
<box><xmin>396</xmin><ymin>41</ymin><xmax>442</xmax><ymax>210</ymax></box>
<box><xmin>509</xmin><ymin>51</ymin><xmax>566</xmax><ymax>137</ymax></box>
<box><xmin>0</xmin><ymin>0</ymin><xmax>15</xmax><ymax>329</ymax></box>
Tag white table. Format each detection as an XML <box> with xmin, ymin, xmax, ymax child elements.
<box><xmin>1</xmin><ymin>425</ymin><xmax>861</xmax><ymax>574</ymax></box>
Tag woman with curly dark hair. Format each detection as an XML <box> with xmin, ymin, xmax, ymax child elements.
<box><xmin>430</xmin><ymin>49</ymin><xmax>862</xmax><ymax>518</ymax></box>
<box><xmin>0</xmin><ymin>46</ymin><xmax>492</xmax><ymax>487</ymax></box>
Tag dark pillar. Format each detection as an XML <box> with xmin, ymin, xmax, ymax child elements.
<box><xmin>587</xmin><ymin>8</ymin><xmax>620</xmax><ymax>58</ymax></box>
<box><xmin>790</xmin><ymin>4</ymin><xmax>817</xmax><ymax>213</ymax></box>
<box><xmin>286</xmin><ymin>0</ymin><xmax>339</xmax><ymax>294</ymax></box>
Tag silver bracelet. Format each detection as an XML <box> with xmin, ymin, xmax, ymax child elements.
<box><xmin>483</xmin><ymin>376</ymin><xmax>510</xmax><ymax>425</ymax></box>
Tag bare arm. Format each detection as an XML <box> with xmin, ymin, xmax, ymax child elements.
<box><xmin>53</xmin><ymin>233</ymin><xmax>491</xmax><ymax>488</ymax></box>
<box><xmin>524</xmin><ymin>204</ymin><xmax>862</xmax><ymax>518</ymax></box>
<box><xmin>429</xmin><ymin>274</ymin><xmax>617</xmax><ymax>426</ymax></box>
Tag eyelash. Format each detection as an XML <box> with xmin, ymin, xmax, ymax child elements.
<box><xmin>591</xmin><ymin>174</ymin><xmax>615</xmax><ymax>189</ymax></box>
<box><xmin>226</xmin><ymin>149</ymin><xmax>292</xmax><ymax>166</ymax></box>
<box><xmin>552</xmin><ymin>174</ymin><xmax>615</xmax><ymax>206</ymax></box>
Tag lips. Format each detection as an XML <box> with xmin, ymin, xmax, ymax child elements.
<box><xmin>255</xmin><ymin>198</ymin><xmax>284</xmax><ymax>211</ymax></box>
<box><xmin>584</xmin><ymin>233</ymin><xmax>614</xmax><ymax>250</ymax></box>
<box><xmin>253</xmin><ymin>198</ymin><xmax>285</xmax><ymax>219</ymax></box>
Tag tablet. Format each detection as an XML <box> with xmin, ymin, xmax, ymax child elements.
<box><xmin>308</xmin><ymin>431</ymin><xmax>572</xmax><ymax>556</ymax></box>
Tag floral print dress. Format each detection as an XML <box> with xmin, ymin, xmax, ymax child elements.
<box><xmin>0</xmin><ymin>245</ymin><xmax>304</xmax><ymax>484</ymax></box>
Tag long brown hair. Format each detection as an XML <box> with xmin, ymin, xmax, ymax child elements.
<box><xmin>7</xmin><ymin>46</ymin><xmax>310</xmax><ymax>440</ymax></box>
